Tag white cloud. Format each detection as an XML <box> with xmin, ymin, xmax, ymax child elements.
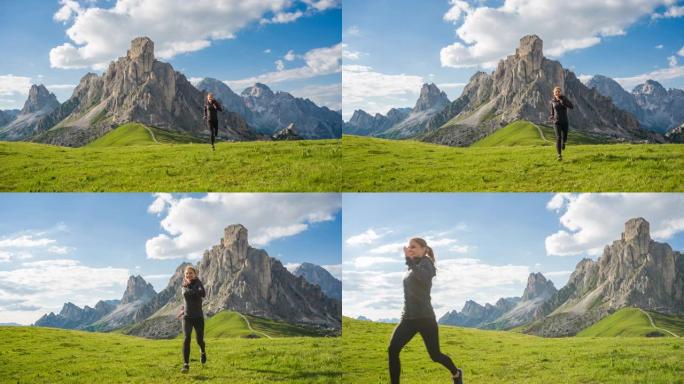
<box><xmin>342</xmin><ymin>64</ymin><xmax>423</xmax><ymax>119</ymax></box>
<box><xmin>351</xmin><ymin>256</ymin><xmax>401</xmax><ymax>269</ymax></box>
<box><xmin>322</xmin><ymin>263</ymin><xmax>341</xmax><ymax>280</ymax></box>
<box><xmin>668</xmin><ymin>55</ymin><xmax>678</xmax><ymax>67</ymax></box>
<box><xmin>288</xmin><ymin>83</ymin><xmax>341</xmax><ymax>110</ymax></box>
<box><xmin>302</xmin><ymin>0</ymin><xmax>340</xmax><ymax>11</ymax></box>
<box><xmin>346</xmin><ymin>228</ymin><xmax>389</xmax><ymax>246</ymax></box>
<box><xmin>545</xmin><ymin>193</ymin><xmax>684</xmax><ymax>257</ymax></box>
<box><xmin>341</xmin><ymin>43</ymin><xmax>363</xmax><ymax>61</ymax></box>
<box><xmin>679</xmin><ymin>46</ymin><xmax>684</xmax><ymax>57</ymax></box>
<box><xmin>226</xmin><ymin>43</ymin><xmax>341</xmax><ymax>90</ymax></box>
<box><xmin>275</xmin><ymin>59</ymin><xmax>285</xmax><ymax>71</ymax></box>
<box><xmin>0</xmin><ymin>74</ymin><xmax>32</xmax><ymax>98</ymax></box>
<box><xmin>440</xmin><ymin>0</ymin><xmax>673</xmax><ymax>69</ymax></box>
<box><xmin>652</xmin><ymin>4</ymin><xmax>684</xmax><ymax>19</ymax></box>
<box><xmin>49</xmin><ymin>0</ymin><xmax>331</xmax><ymax>70</ymax></box>
<box><xmin>344</xmin><ymin>25</ymin><xmax>361</xmax><ymax>37</ymax></box>
<box><xmin>613</xmin><ymin>65</ymin><xmax>684</xmax><ymax>90</ymax></box>
<box><xmin>284</xmin><ymin>262</ymin><xmax>301</xmax><ymax>273</ymax></box>
<box><xmin>263</xmin><ymin>48</ymin><xmax>272</xmax><ymax>54</ymax></box>
<box><xmin>284</xmin><ymin>50</ymin><xmax>297</xmax><ymax>61</ymax></box>
<box><xmin>655</xmin><ymin>44</ymin><xmax>664</xmax><ymax>49</ymax></box>
<box><xmin>0</xmin><ymin>235</ymin><xmax>56</xmax><ymax>248</ymax></box>
<box><xmin>145</xmin><ymin>193</ymin><xmax>341</xmax><ymax>260</ymax></box>
<box><xmin>0</xmin><ymin>259</ymin><xmax>129</xmax><ymax>325</ymax></box>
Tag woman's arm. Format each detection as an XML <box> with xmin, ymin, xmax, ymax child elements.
<box><xmin>408</xmin><ymin>258</ymin><xmax>435</xmax><ymax>283</ymax></box>
<box><xmin>183</xmin><ymin>281</ymin><xmax>205</xmax><ymax>298</ymax></box>
<box><xmin>562</xmin><ymin>96</ymin><xmax>574</xmax><ymax>109</ymax></box>
<box><xmin>550</xmin><ymin>101</ymin><xmax>555</xmax><ymax>121</ymax></box>
<box><xmin>215</xmin><ymin>101</ymin><xmax>223</xmax><ymax>111</ymax></box>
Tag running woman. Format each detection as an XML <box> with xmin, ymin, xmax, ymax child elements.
<box><xmin>550</xmin><ymin>86</ymin><xmax>574</xmax><ymax>161</ymax></box>
<box><xmin>179</xmin><ymin>266</ymin><xmax>207</xmax><ymax>373</ymax></box>
<box><xmin>203</xmin><ymin>93</ymin><xmax>223</xmax><ymax>151</ymax></box>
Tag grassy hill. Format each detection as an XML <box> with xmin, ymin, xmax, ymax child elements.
<box><xmin>0</xmin><ymin>138</ymin><xmax>340</xmax><ymax>191</ymax></box>
<box><xmin>86</xmin><ymin>123</ymin><xmax>204</xmax><ymax>147</ymax></box>
<box><xmin>471</xmin><ymin>120</ymin><xmax>602</xmax><ymax>147</ymax></box>
<box><xmin>1</xmin><ymin>325</ymin><xmax>340</xmax><ymax>383</ymax></box>
<box><xmin>342</xmin><ymin>135</ymin><xmax>684</xmax><ymax>191</ymax></box>
<box><xmin>187</xmin><ymin>311</ymin><xmax>333</xmax><ymax>339</ymax></box>
<box><xmin>577</xmin><ymin>308</ymin><xmax>684</xmax><ymax>337</ymax></box>
<box><xmin>342</xmin><ymin>317</ymin><xmax>684</xmax><ymax>384</ymax></box>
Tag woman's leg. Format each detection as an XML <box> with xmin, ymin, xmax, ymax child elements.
<box><xmin>554</xmin><ymin>123</ymin><xmax>562</xmax><ymax>156</ymax></box>
<box><xmin>194</xmin><ymin>317</ymin><xmax>206</xmax><ymax>354</ymax></box>
<box><xmin>182</xmin><ymin>318</ymin><xmax>193</xmax><ymax>365</ymax></box>
<box><xmin>388</xmin><ymin>320</ymin><xmax>419</xmax><ymax>384</ymax></box>
<box><xmin>561</xmin><ymin>122</ymin><xmax>569</xmax><ymax>150</ymax></box>
<box><xmin>416</xmin><ymin>318</ymin><xmax>458</xmax><ymax>376</ymax></box>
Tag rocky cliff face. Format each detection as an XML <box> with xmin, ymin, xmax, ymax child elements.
<box><xmin>343</xmin><ymin>108</ymin><xmax>411</xmax><ymax>136</ymax></box>
<box><xmin>239</xmin><ymin>83</ymin><xmax>341</xmax><ymax>139</ymax></box>
<box><xmin>293</xmin><ymin>262</ymin><xmax>342</xmax><ymax>301</ymax></box>
<box><xmin>196</xmin><ymin>78</ymin><xmax>340</xmax><ymax>139</ymax></box>
<box><xmin>126</xmin><ymin>224</ymin><xmax>341</xmax><ymax>339</ymax></box>
<box><xmin>34</xmin><ymin>299</ymin><xmax>119</xmax><ymax>329</ymax></box>
<box><xmin>0</xmin><ymin>109</ymin><xmax>20</xmax><ymax>127</ymax></box>
<box><xmin>526</xmin><ymin>218</ymin><xmax>684</xmax><ymax>337</ymax></box>
<box><xmin>586</xmin><ymin>75</ymin><xmax>643</xmax><ymax>120</ymax></box>
<box><xmin>0</xmin><ymin>85</ymin><xmax>60</xmax><ymax>140</ymax></box>
<box><xmin>32</xmin><ymin>37</ymin><xmax>256</xmax><ymax>147</ymax></box>
<box><xmin>88</xmin><ymin>275</ymin><xmax>157</xmax><ymax>331</ymax></box>
<box><xmin>421</xmin><ymin>35</ymin><xmax>660</xmax><ymax>146</ymax></box>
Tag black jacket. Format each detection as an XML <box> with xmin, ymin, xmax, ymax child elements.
<box><xmin>401</xmin><ymin>256</ymin><xmax>436</xmax><ymax>320</ymax></box>
<box><xmin>182</xmin><ymin>278</ymin><xmax>206</xmax><ymax>319</ymax></box>
<box><xmin>550</xmin><ymin>95</ymin><xmax>574</xmax><ymax>124</ymax></box>
<box><xmin>203</xmin><ymin>100</ymin><xmax>223</xmax><ymax>122</ymax></box>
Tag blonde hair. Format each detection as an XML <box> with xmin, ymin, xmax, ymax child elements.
<box><xmin>553</xmin><ymin>86</ymin><xmax>562</xmax><ymax>93</ymax></box>
<box><xmin>184</xmin><ymin>265</ymin><xmax>198</xmax><ymax>275</ymax></box>
<box><xmin>410</xmin><ymin>237</ymin><xmax>435</xmax><ymax>263</ymax></box>
<box><xmin>207</xmin><ymin>93</ymin><xmax>213</xmax><ymax>100</ymax></box>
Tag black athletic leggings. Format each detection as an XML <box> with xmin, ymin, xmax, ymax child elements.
<box><xmin>183</xmin><ymin>317</ymin><xmax>205</xmax><ymax>364</ymax></box>
<box><xmin>208</xmin><ymin>120</ymin><xmax>218</xmax><ymax>145</ymax></box>
<box><xmin>388</xmin><ymin>318</ymin><xmax>458</xmax><ymax>383</ymax></box>
<box><xmin>554</xmin><ymin>121</ymin><xmax>568</xmax><ymax>155</ymax></box>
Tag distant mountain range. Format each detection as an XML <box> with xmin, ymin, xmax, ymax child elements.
<box><xmin>293</xmin><ymin>262</ymin><xmax>342</xmax><ymax>302</ymax></box>
<box><xmin>0</xmin><ymin>37</ymin><xmax>340</xmax><ymax>146</ymax></box>
<box><xmin>439</xmin><ymin>217</ymin><xmax>684</xmax><ymax>337</ymax></box>
<box><xmin>34</xmin><ymin>224</ymin><xmax>341</xmax><ymax>338</ymax></box>
<box><xmin>345</xmin><ymin>35</ymin><xmax>677</xmax><ymax>145</ymax></box>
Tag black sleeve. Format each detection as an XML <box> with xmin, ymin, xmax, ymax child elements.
<box><xmin>197</xmin><ymin>280</ymin><xmax>206</xmax><ymax>298</ymax></box>
<box><xmin>215</xmin><ymin>101</ymin><xmax>223</xmax><ymax>111</ymax></box>
<box><xmin>408</xmin><ymin>258</ymin><xmax>434</xmax><ymax>283</ymax></box>
<box><xmin>183</xmin><ymin>280</ymin><xmax>205</xmax><ymax>298</ymax></box>
<box><xmin>562</xmin><ymin>96</ymin><xmax>574</xmax><ymax>109</ymax></box>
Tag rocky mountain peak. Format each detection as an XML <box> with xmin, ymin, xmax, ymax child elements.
<box><xmin>242</xmin><ymin>83</ymin><xmax>275</xmax><ymax>98</ymax></box>
<box><xmin>622</xmin><ymin>217</ymin><xmax>651</xmax><ymax>251</ymax></box>
<box><xmin>20</xmin><ymin>84</ymin><xmax>59</xmax><ymax>114</ymax></box>
<box><xmin>521</xmin><ymin>272</ymin><xmax>556</xmax><ymax>301</ymax></box>
<box><xmin>120</xmin><ymin>275</ymin><xmax>156</xmax><ymax>305</ymax></box>
<box><xmin>222</xmin><ymin>224</ymin><xmax>248</xmax><ymax>256</ymax></box>
<box><xmin>633</xmin><ymin>79</ymin><xmax>667</xmax><ymax>97</ymax></box>
<box><xmin>413</xmin><ymin>83</ymin><xmax>450</xmax><ymax>112</ymax></box>
<box><xmin>515</xmin><ymin>34</ymin><xmax>544</xmax><ymax>71</ymax></box>
<box><xmin>126</xmin><ymin>36</ymin><xmax>155</xmax><ymax>72</ymax></box>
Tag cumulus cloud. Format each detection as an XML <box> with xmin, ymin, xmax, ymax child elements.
<box><xmin>440</xmin><ymin>0</ymin><xmax>674</xmax><ymax>69</ymax></box>
<box><xmin>49</xmin><ymin>0</ymin><xmax>332</xmax><ymax>70</ymax></box>
<box><xmin>275</xmin><ymin>59</ymin><xmax>285</xmax><ymax>71</ymax></box>
<box><xmin>284</xmin><ymin>50</ymin><xmax>297</xmax><ymax>61</ymax></box>
<box><xmin>0</xmin><ymin>259</ymin><xmax>129</xmax><ymax>325</ymax></box>
<box><xmin>668</xmin><ymin>55</ymin><xmax>678</xmax><ymax>67</ymax></box>
<box><xmin>652</xmin><ymin>4</ymin><xmax>684</xmax><ymax>19</ymax></box>
<box><xmin>288</xmin><ymin>83</ymin><xmax>341</xmax><ymax>110</ymax></box>
<box><xmin>615</xmin><ymin>65</ymin><xmax>684</xmax><ymax>89</ymax></box>
<box><xmin>0</xmin><ymin>75</ymin><xmax>32</xmax><ymax>108</ymax></box>
<box><xmin>226</xmin><ymin>43</ymin><xmax>341</xmax><ymax>90</ymax></box>
<box><xmin>346</xmin><ymin>228</ymin><xmax>391</xmax><ymax>246</ymax></box>
<box><xmin>145</xmin><ymin>193</ymin><xmax>341</xmax><ymax>260</ymax></box>
<box><xmin>545</xmin><ymin>193</ymin><xmax>684</xmax><ymax>257</ymax></box>
<box><xmin>342</xmin><ymin>64</ymin><xmax>423</xmax><ymax>119</ymax></box>
<box><xmin>0</xmin><ymin>230</ymin><xmax>75</xmax><ymax>263</ymax></box>
<box><xmin>341</xmin><ymin>43</ymin><xmax>363</xmax><ymax>61</ymax></box>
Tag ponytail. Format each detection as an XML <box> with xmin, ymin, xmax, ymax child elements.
<box><xmin>410</xmin><ymin>237</ymin><xmax>436</xmax><ymax>264</ymax></box>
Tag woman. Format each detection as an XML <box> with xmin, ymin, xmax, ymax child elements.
<box><xmin>203</xmin><ymin>93</ymin><xmax>223</xmax><ymax>151</ymax></box>
<box><xmin>549</xmin><ymin>86</ymin><xmax>574</xmax><ymax>161</ymax></box>
<box><xmin>179</xmin><ymin>266</ymin><xmax>207</xmax><ymax>373</ymax></box>
<box><xmin>388</xmin><ymin>238</ymin><xmax>463</xmax><ymax>384</ymax></box>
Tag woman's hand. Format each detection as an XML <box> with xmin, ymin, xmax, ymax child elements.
<box><xmin>182</xmin><ymin>277</ymin><xmax>190</xmax><ymax>287</ymax></box>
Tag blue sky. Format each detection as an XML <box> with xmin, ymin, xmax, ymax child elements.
<box><xmin>0</xmin><ymin>0</ymin><xmax>341</xmax><ymax>111</ymax></box>
<box><xmin>342</xmin><ymin>0</ymin><xmax>684</xmax><ymax>119</ymax></box>
<box><xmin>0</xmin><ymin>193</ymin><xmax>341</xmax><ymax>324</ymax></box>
<box><xmin>342</xmin><ymin>193</ymin><xmax>684</xmax><ymax>320</ymax></box>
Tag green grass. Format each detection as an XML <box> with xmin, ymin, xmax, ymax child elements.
<box><xmin>471</xmin><ymin>120</ymin><xmax>601</xmax><ymax>147</ymax></box>
<box><xmin>342</xmin><ymin>317</ymin><xmax>684</xmax><ymax>384</ymax></box>
<box><xmin>342</xmin><ymin>135</ymin><xmax>684</xmax><ymax>191</ymax></box>
<box><xmin>1</xmin><ymin>326</ymin><xmax>340</xmax><ymax>383</ymax></box>
<box><xmin>577</xmin><ymin>308</ymin><xmax>683</xmax><ymax>337</ymax></box>
<box><xmin>0</xmin><ymin>138</ymin><xmax>341</xmax><ymax>191</ymax></box>
<box><xmin>183</xmin><ymin>311</ymin><xmax>331</xmax><ymax>339</ymax></box>
<box><xmin>86</xmin><ymin>123</ymin><xmax>204</xmax><ymax>147</ymax></box>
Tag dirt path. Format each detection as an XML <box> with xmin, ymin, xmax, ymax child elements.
<box><xmin>639</xmin><ymin>308</ymin><xmax>679</xmax><ymax>337</ymax></box>
<box><xmin>237</xmin><ymin>312</ymin><xmax>273</xmax><ymax>339</ymax></box>
<box><xmin>536</xmin><ymin>124</ymin><xmax>551</xmax><ymax>143</ymax></box>
<box><xmin>144</xmin><ymin>126</ymin><xmax>159</xmax><ymax>143</ymax></box>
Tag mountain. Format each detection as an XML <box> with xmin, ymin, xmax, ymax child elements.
<box><xmin>526</xmin><ymin>218</ymin><xmax>684</xmax><ymax>337</ymax></box>
<box><xmin>31</xmin><ymin>37</ymin><xmax>256</xmax><ymax>147</ymax></box>
<box><xmin>421</xmin><ymin>35</ymin><xmax>661</xmax><ymax>146</ymax></box>
<box><xmin>343</xmin><ymin>108</ymin><xmax>411</xmax><ymax>136</ymax></box>
<box><xmin>34</xmin><ymin>299</ymin><xmax>120</xmax><ymax>329</ymax></box>
<box><xmin>587</xmin><ymin>76</ymin><xmax>684</xmax><ymax>134</ymax></box>
<box><xmin>293</xmin><ymin>262</ymin><xmax>342</xmax><ymax>301</ymax></box>
<box><xmin>195</xmin><ymin>78</ymin><xmax>341</xmax><ymax>139</ymax></box>
<box><xmin>0</xmin><ymin>109</ymin><xmax>20</xmax><ymax>127</ymax></box>
<box><xmin>0</xmin><ymin>85</ymin><xmax>60</xmax><ymax>140</ymax></box>
<box><xmin>439</xmin><ymin>272</ymin><xmax>558</xmax><ymax>330</ymax></box>
<box><xmin>240</xmin><ymin>83</ymin><xmax>342</xmax><ymax>139</ymax></box>
<box><xmin>666</xmin><ymin>123</ymin><xmax>684</xmax><ymax>143</ymax></box>
<box><xmin>87</xmin><ymin>275</ymin><xmax>157</xmax><ymax>331</ymax></box>
<box><xmin>379</xmin><ymin>83</ymin><xmax>450</xmax><ymax>138</ymax></box>
<box><xmin>439</xmin><ymin>297</ymin><xmax>520</xmax><ymax>328</ymax></box>
<box><xmin>125</xmin><ymin>224</ymin><xmax>341</xmax><ymax>339</ymax></box>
